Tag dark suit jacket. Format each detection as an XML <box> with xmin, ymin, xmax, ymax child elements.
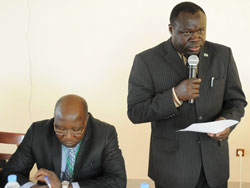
<box><xmin>127</xmin><ymin>39</ymin><xmax>247</xmax><ymax>188</ymax></box>
<box><xmin>2</xmin><ymin>114</ymin><xmax>126</xmax><ymax>188</ymax></box>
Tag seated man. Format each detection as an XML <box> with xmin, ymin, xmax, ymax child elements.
<box><xmin>2</xmin><ymin>94</ymin><xmax>126</xmax><ymax>188</ymax></box>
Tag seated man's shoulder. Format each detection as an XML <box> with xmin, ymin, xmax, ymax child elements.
<box><xmin>26</xmin><ymin>118</ymin><xmax>54</xmax><ymax>138</ymax></box>
<box><xmin>31</xmin><ymin>119</ymin><xmax>53</xmax><ymax>129</ymax></box>
<box><xmin>88</xmin><ymin>116</ymin><xmax>119</xmax><ymax>148</ymax></box>
<box><xmin>91</xmin><ymin>116</ymin><xmax>115</xmax><ymax>132</ymax></box>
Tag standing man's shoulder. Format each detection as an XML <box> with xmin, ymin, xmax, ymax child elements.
<box><xmin>136</xmin><ymin>41</ymin><xmax>168</xmax><ymax>59</ymax></box>
<box><xmin>205</xmin><ymin>41</ymin><xmax>232</xmax><ymax>54</ymax></box>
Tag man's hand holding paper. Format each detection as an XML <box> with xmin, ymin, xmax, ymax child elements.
<box><xmin>177</xmin><ymin>118</ymin><xmax>239</xmax><ymax>142</ymax></box>
<box><xmin>207</xmin><ymin>117</ymin><xmax>230</xmax><ymax>141</ymax></box>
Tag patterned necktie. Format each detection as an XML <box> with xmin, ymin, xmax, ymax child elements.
<box><xmin>64</xmin><ymin>148</ymin><xmax>76</xmax><ymax>181</ymax></box>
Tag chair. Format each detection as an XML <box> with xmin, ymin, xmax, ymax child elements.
<box><xmin>0</xmin><ymin>131</ymin><xmax>24</xmax><ymax>160</ymax></box>
<box><xmin>0</xmin><ymin>132</ymin><xmax>24</xmax><ymax>188</ymax></box>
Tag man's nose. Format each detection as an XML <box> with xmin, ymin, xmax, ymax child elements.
<box><xmin>65</xmin><ymin>130</ymin><xmax>73</xmax><ymax>139</ymax></box>
<box><xmin>189</xmin><ymin>31</ymin><xmax>199</xmax><ymax>41</ymax></box>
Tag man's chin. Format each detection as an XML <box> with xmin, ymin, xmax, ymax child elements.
<box><xmin>63</xmin><ymin>142</ymin><xmax>77</xmax><ymax>148</ymax></box>
<box><xmin>185</xmin><ymin>45</ymin><xmax>203</xmax><ymax>56</ymax></box>
<box><xmin>185</xmin><ymin>50</ymin><xmax>200</xmax><ymax>56</ymax></box>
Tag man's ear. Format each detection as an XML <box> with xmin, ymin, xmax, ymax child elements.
<box><xmin>168</xmin><ymin>24</ymin><xmax>173</xmax><ymax>35</ymax></box>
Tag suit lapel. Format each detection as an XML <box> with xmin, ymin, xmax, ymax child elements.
<box><xmin>163</xmin><ymin>40</ymin><xmax>189</xmax><ymax>80</ymax></box>
<box><xmin>195</xmin><ymin>43</ymin><xmax>211</xmax><ymax>113</ymax></box>
<box><xmin>49</xmin><ymin>119</ymin><xmax>62</xmax><ymax>178</ymax></box>
<box><xmin>73</xmin><ymin>115</ymin><xmax>92</xmax><ymax>178</ymax></box>
<box><xmin>198</xmin><ymin>43</ymin><xmax>211</xmax><ymax>80</ymax></box>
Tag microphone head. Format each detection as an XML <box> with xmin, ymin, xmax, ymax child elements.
<box><xmin>188</xmin><ymin>55</ymin><xmax>199</xmax><ymax>66</ymax></box>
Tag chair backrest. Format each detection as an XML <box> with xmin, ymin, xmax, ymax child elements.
<box><xmin>0</xmin><ymin>131</ymin><xmax>25</xmax><ymax>160</ymax></box>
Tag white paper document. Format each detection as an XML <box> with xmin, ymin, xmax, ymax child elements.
<box><xmin>177</xmin><ymin>120</ymin><xmax>239</xmax><ymax>134</ymax></box>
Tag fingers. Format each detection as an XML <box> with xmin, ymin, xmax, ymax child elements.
<box><xmin>216</xmin><ymin>128</ymin><xmax>230</xmax><ymax>138</ymax></box>
<box><xmin>34</xmin><ymin>169</ymin><xmax>45</xmax><ymax>181</ymax></box>
<box><xmin>207</xmin><ymin>128</ymin><xmax>230</xmax><ymax>141</ymax></box>
<box><xmin>33</xmin><ymin>169</ymin><xmax>61</xmax><ymax>188</ymax></box>
<box><xmin>186</xmin><ymin>79</ymin><xmax>201</xmax><ymax>99</ymax></box>
<box><xmin>34</xmin><ymin>168</ymin><xmax>50</xmax><ymax>180</ymax></box>
<box><xmin>190</xmin><ymin>78</ymin><xmax>202</xmax><ymax>83</ymax></box>
<box><xmin>175</xmin><ymin>78</ymin><xmax>201</xmax><ymax>101</ymax></box>
<box><xmin>207</xmin><ymin>118</ymin><xmax>229</xmax><ymax>141</ymax></box>
<box><xmin>34</xmin><ymin>169</ymin><xmax>55</xmax><ymax>183</ymax></box>
<box><xmin>207</xmin><ymin>133</ymin><xmax>223</xmax><ymax>141</ymax></box>
<box><xmin>216</xmin><ymin>117</ymin><xmax>226</xmax><ymax>121</ymax></box>
<box><xmin>189</xmin><ymin>78</ymin><xmax>201</xmax><ymax>90</ymax></box>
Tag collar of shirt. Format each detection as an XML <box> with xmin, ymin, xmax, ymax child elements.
<box><xmin>60</xmin><ymin>142</ymin><xmax>81</xmax><ymax>179</ymax></box>
<box><xmin>177</xmin><ymin>51</ymin><xmax>188</xmax><ymax>65</ymax></box>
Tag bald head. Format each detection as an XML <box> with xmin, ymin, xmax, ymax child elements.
<box><xmin>54</xmin><ymin>95</ymin><xmax>88</xmax><ymax>147</ymax></box>
<box><xmin>54</xmin><ymin>94</ymin><xmax>88</xmax><ymax>122</ymax></box>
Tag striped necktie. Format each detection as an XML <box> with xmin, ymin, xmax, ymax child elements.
<box><xmin>63</xmin><ymin>148</ymin><xmax>76</xmax><ymax>181</ymax></box>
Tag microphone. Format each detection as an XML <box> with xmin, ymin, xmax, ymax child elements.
<box><xmin>188</xmin><ymin>55</ymin><xmax>199</xmax><ymax>103</ymax></box>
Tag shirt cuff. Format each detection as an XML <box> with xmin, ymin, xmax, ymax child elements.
<box><xmin>172</xmin><ymin>87</ymin><xmax>183</xmax><ymax>107</ymax></box>
<box><xmin>72</xmin><ymin>182</ymin><xmax>80</xmax><ymax>188</ymax></box>
<box><xmin>21</xmin><ymin>182</ymin><xmax>35</xmax><ymax>188</ymax></box>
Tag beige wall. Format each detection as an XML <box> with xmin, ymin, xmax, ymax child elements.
<box><xmin>0</xmin><ymin>0</ymin><xmax>249</xmax><ymax>182</ymax></box>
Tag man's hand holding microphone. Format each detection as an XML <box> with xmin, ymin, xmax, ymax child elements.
<box><xmin>175</xmin><ymin>55</ymin><xmax>201</xmax><ymax>103</ymax></box>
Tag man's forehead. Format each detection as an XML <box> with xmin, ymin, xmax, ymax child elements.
<box><xmin>55</xmin><ymin>103</ymin><xmax>85</xmax><ymax>118</ymax></box>
<box><xmin>176</xmin><ymin>11</ymin><xmax>205</xmax><ymax>21</ymax></box>
<box><xmin>174</xmin><ymin>11</ymin><xmax>206</xmax><ymax>29</ymax></box>
<box><xmin>54</xmin><ymin>117</ymin><xmax>84</xmax><ymax>127</ymax></box>
<box><xmin>55</xmin><ymin>113</ymin><xmax>80</xmax><ymax>122</ymax></box>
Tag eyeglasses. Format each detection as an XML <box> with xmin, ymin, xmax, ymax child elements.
<box><xmin>54</xmin><ymin>125</ymin><xmax>85</xmax><ymax>137</ymax></box>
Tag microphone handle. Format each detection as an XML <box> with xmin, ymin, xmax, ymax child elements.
<box><xmin>188</xmin><ymin>67</ymin><xmax>197</xmax><ymax>103</ymax></box>
<box><xmin>189</xmin><ymin>67</ymin><xmax>196</xmax><ymax>79</ymax></box>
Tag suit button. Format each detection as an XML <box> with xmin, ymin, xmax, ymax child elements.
<box><xmin>198</xmin><ymin>116</ymin><xmax>203</xmax><ymax>120</ymax></box>
<box><xmin>196</xmin><ymin>139</ymin><xmax>201</xmax><ymax>144</ymax></box>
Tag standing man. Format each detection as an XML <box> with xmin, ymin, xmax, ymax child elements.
<box><xmin>127</xmin><ymin>2</ymin><xmax>247</xmax><ymax>188</ymax></box>
<box><xmin>2</xmin><ymin>94</ymin><xmax>126</xmax><ymax>188</ymax></box>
